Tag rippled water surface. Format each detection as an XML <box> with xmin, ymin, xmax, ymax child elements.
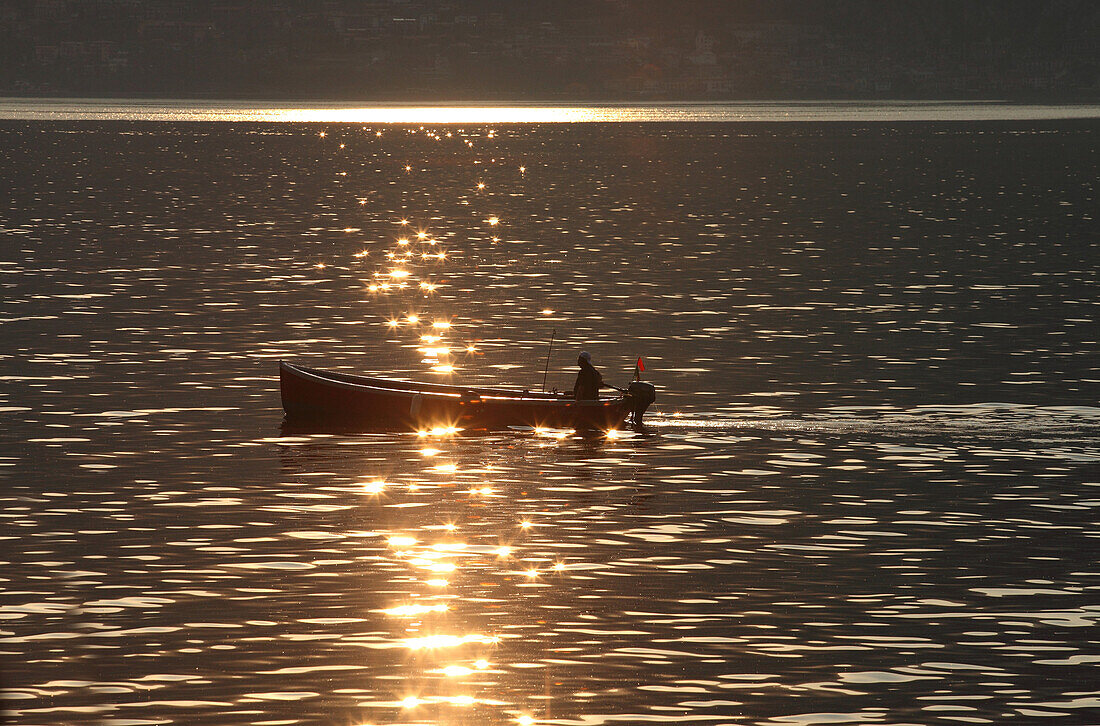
<box><xmin>1</xmin><ymin>115</ymin><xmax>1099</xmax><ymax>725</ymax></box>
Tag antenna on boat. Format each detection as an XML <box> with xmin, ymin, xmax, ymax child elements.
<box><xmin>541</xmin><ymin>328</ymin><xmax>555</xmax><ymax>392</ymax></box>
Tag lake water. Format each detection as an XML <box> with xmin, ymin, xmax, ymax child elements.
<box><xmin>1</xmin><ymin>105</ymin><xmax>1098</xmax><ymax>725</ymax></box>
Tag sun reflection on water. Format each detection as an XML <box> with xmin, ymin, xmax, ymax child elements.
<box><xmin>404</xmin><ymin>633</ymin><xmax>500</xmax><ymax>650</ymax></box>
<box><xmin>361</xmin><ymin>480</ymin><xmax>386</xmax><ymax>495</ymax></box>
<box><xmin>379</xmin><ymin>603</ymin><xmax>448</xmax><ymax>617</ymax></box>
<box><xmin>277</xmin><ymin>116</ymin><xmax>626</xmax><ymax>721</ymax></box>
<box><xmin>417</xmin><ymin>426</ymin><xmax>460</xmax><ymax>436</ymax></box>
<box><xmin>437</xmin><ymin>664</ymin><xmax>473</xmax><ymax>677</ymax></box>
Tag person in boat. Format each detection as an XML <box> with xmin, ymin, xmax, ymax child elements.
<box><xmin>573</xmin><ymin>351</ymin><xmax>605</xmax><ymax>401</ymax></box>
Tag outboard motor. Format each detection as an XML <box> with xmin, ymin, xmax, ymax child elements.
<box><xmin>626</xmin><ymin>381</ymin><xmax>656</xmax><ymax>425</ymax></box>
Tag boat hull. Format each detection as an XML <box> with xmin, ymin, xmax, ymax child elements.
<box><xmin>279</xmin><ymin>362</ymin><xmax>634</xmax><ymax>431</ymax></box>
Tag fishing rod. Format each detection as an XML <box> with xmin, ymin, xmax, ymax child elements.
<box><xmin>540</xmin><ymin>328</ymin><xmax>555</xmax><ymax>392</ymax></box>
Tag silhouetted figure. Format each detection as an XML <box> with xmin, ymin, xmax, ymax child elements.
<box><xmin>573</xmin><ymin>351</ymin><xmax>605</xmax><ymax>401</ymax></box>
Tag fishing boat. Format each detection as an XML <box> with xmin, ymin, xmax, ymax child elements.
<box><xmin>279</xmin><ymin>361</ymin><xmax>655</xmax><ymax>431</ymax></box>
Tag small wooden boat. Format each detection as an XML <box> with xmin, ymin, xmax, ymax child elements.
<box><xmin>279</xmin><ymin>361</ymin><xmax>655</xmax><ymax>431</ymax></box>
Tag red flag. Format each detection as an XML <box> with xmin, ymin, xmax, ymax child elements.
<box><xmin>636</xmin><ymin>357</ymin><xmax>645</xmax><ymax>372</ymax></box>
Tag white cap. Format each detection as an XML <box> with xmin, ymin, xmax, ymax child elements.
<box><xmin>579</xmin><ymin>351</ymin><xmax>591</xmax><ymax>361</ymax></box>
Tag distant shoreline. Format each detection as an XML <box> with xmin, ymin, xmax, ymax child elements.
<box><xmin>2</xmin><ymin>98</ymin><xmax>1099</xmax><ymax>124</ymax></box>
<box><xmin>4</xmin><ymin>92</ymin><xmax>1099</xmax><ymax>105</ymax></box>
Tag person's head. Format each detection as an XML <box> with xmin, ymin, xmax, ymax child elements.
<box><xmin>578</xmin><ymin>350</ymin><xmax>592</xmax><ymax>366</ymax></box>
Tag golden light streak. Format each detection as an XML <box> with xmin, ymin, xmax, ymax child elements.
<box><xmin>401</xmin><ymin>696</ymin><xmax>421</xmax><ymax>709</ymax></box>
<box><xmin>431</xmin><ymin>364</ymin><xmax>456</xmax><ymax>373</ymax></box>
<box><xmin>381</xmin><ymin>603</ymin><xmax>448</xmax><ymax>616</ymax></box>
<box><xmin>404</xmin><ymin>634</ymin><xmax>500</xmax><ymax>650</ymax></box>
<box><xmin>41</xmin><ymin>106</ymin><xmax>790</xmax><ymax>124</ymax></box>
<box><xmin>406</xmin><ymin>314</ymin><xmax>420</xmax><ymax>324</ymax></box>
<box><xmin>362</xmin><ymin>480</ymin><xmax>386</xmax><ymax>494</ymax></box>
<box><xmin>439</xmin><ymin>665</ymin><xmax>473</xmax><ymax>677</ymax></box>
<box><xmin>387</xmin><ymin>536</ymin><xmax>417</xmax><ymax>547</ymax></box>
<box><xmin>495</xmin><ymin>546</ymin><xmax>512</xmax><ymax>557</ymax></box>
<box><xmin>432</xmin><ymin>321</ymin><xmax>452</xmax><ymax>329</ymax></box>
<box><xmin>486</xmin><ymin>216</ymin><xmax>500</xmax><ymax>226</ymax></box>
